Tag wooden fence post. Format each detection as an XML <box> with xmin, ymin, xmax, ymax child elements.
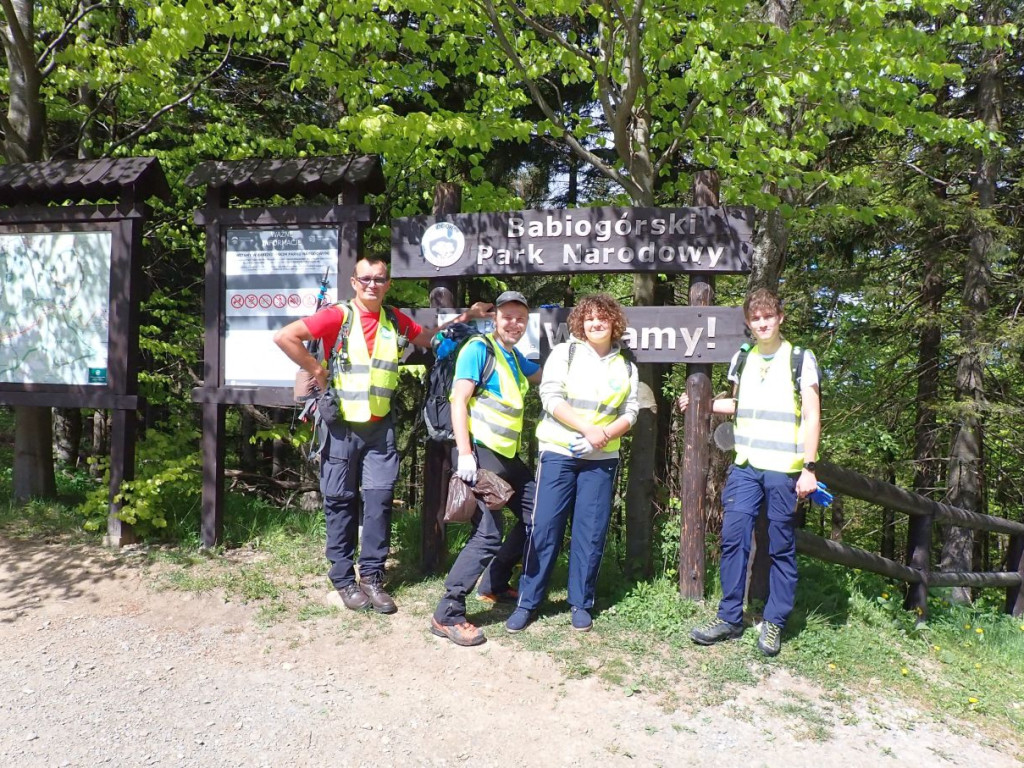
<box><xmin>1007</xmin><ymin>534</ymin><xmax>1024</xmax><ymax>617</ymax></box>
<box><xmin>904</xmin><ymin>512</ymin><xmax>933</xmax><ymax>618</ymax></box>
<box><xmin>420</xmin><ymin>183</ymin><xmax>460</xmax><ymax>574</ymax></box>
<box><xmin>678</xmin><ymin>171</ymin><xmax>718</xmax><ymax>599</ymax></box>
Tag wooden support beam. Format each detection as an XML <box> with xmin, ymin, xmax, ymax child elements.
<box><xmin>420</xmin><ymin>182</ymin><xmax>460</xmax><ymax>575</ymax></box>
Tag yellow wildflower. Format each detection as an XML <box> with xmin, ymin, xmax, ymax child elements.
<box><xmin>901</xmin><ymin>667</ymin><xmax>908</xmax><ymax>676</ymax></box>
<box><xmin>975</xmin><ymin>627</ymin><xmax>983</xmax><ymax>634</ymax></box>
<box><xmin>828</xmin><ymin>663</ymin><xmax>836</xmax><ymax>671</ymax></box>
<box><xmin>964</xmin><ymin>624</ymin><xmax>971</xmax><ymax>630</ymax></box>
<box><xmin>968</xmin><ymin>697</ymin><xmax>979</xmax><ymax>704</ymax></box>
<box><xmin>882</xmin><ymin>593</ymin><xmax>889</xmax><ymax>599</ymax></box>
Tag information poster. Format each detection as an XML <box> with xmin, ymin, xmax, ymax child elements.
<box><xmin>224</xmin><ymin>228</ymin><xmax>337</xmax><ymax>387</ymax></box>
<box><xmin>0</xmin><ymin>231</ymin><xmax>111</xmax><ymax>385</ymax></box>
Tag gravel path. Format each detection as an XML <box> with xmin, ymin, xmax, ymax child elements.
<box><xmin>0</xmin><ymin>538</ymin><xmax>1019</xmax><ymax>768</ymax></box>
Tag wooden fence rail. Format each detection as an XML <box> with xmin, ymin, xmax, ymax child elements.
<box><xmin>790</xmin><ymin>461</ymin><xmax>1024</xmax><ymax>618</ymax></box>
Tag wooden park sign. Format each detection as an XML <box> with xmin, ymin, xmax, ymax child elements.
<box><xmin>394</xmin><ymin>201</ymin><xmax>753</xmax><ymax>587</ymax></box>
<box><xmin>392</xmin><ymin>205</ymin><xmax>754</xmax><ymax>277</ymax></box>
<box><xmin>0</xmin><ymin>157</ymin><xmax>171</xmax><ymax>545</ymax></box>
<box><xmin>187</xmin><ymin>155</ymin><xmax>385</xmax><ymax>547</ymax></box>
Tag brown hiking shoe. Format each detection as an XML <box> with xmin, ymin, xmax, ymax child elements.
<box><xmin>430</xmin><ymin>617</ymin><xmax>485</xmax><ymax>647</ymax></box>
<box><xmin>360</xmin><ymin>577</ymin><xmax>397</xmax><ymax>614</ymax></box>
<box><xmin>338</xmin><ymin>583</ymin><xmax>371</xmax><ymax>611</ymax></box>
<box><xmin>477</xmin><ymin>587</ymin><xmax>519</xmax><ymax>604</ymax></box>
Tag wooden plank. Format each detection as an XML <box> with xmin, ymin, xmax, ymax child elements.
<box><xmin>193</xmin><ymin>205</ymin><xmax>372</xmax><ymax>227</ymax></box>
<box><xmin>392</xmin><ymin>206</ymin><xmax>755</xmax><ymax>278</ymax></box>
<box><xmin>818</xmin><ymin>462</ymin><xmax>1024</xmax><ymax>536</ymax></box>
<box><xmin>186</xmin><ymin>161</ymin><xmax>233</xmax><ymax>189</ymax></box>
<box><xmin>200</xmin><ymin>403</ymin><xmax>227</xmax><ymax>547</ymax></box>
<box><xmin>0</xmin><ymin>205</ymin><xmax>144</xmax><ymax>224</ymax></box>
<box><xmin>0</xmin><ymin>391</ymin><xmax>139</xmax><ymax>409</ymax></box>
<box><xmin>64</xmin><ymin>158</ymin><xmax>113</xmax><ymax>199</ymax></box>
<box><xmin>297</xmin><ymin>156</ymin><xmax>334</xmax><ymax>190</ymax></box>
<box><xmin>104</xmin><ymin>409</ymin><xmax>138</xmax><ymax>547</ymax></box>
<box><xmin>795</xmin><ymin>529</ymin><xmax>924</xmax><ymax>583</ymax></box>
<box><xmin>191</xmin><ymin>386</ymin><xmax>302</xmax><ymax>407</ymax></box>
<box><xmin>924</xmin><ymin>571</ymin><xmax>1021</xmax><ymax>588</ymax></box>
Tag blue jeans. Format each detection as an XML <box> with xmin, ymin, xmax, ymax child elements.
<box><xmin>717</xmin><ymin>463</ymin><xmax>799</xmax><ymax>628</ymax></box>
<box><xmin>517</xmin><ymin>452</ymin><xmax>618</xmax><ymax>612</ymax></box>
<box><xmin>320</xmin><ymin>416</ymin><xmax>399</xmax><ymax>588</ymax></box>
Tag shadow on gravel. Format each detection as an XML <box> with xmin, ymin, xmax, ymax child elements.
<box><xmin>0</xmin><ymin>538</ymin><xmax>134</xmax><ymax>624</ymax></box>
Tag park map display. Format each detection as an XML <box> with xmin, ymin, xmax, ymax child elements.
<box><xmin>0</xmin><ymin>232</ymin><xmax>111</xmax><ymax>386</ymax></box>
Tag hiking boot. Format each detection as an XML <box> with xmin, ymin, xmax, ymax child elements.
<box><xmin>360</xmin><ymin>576</ymin><xmax>397</xmax><ymax>614</ymax></box>
<box><xmin>690</xmin><ymin>619</ymin><xmax>744</xmax><ymax>646</ymax></box>
<box><xmin>570</xmin><ymin>606</ymin><xmax>593</xmax><ymax>632</ymax></box>
<box><xmin>477</xmin><ymin>587</ymin><xmax>519</xmax><ymax>604</ymax></box>
<box><xmin>338</xmin><ymin>583</ymin><xmax>371</xmax><ymax>612</ymax></box>
<box><xmin>505</xmin><ymin>607</ymin><xmax>534</xmax><ymax>633</ymax></box>
<box><xmin>758</xmin><ymin>621</ymin><xmax>782</xmax><ymax>657</ymax></box>
<box><xmin>430</xmin><ymin>617</ymin><xmax>486</xmax><ymax>647</ymax></box>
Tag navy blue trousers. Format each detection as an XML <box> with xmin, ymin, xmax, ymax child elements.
<box><xmin>320</xmin><ymin>416</ymin><xmax>399</xmax><ymax>588</ymax></box>
<box><xmin>717</xmin><ymin>463</ymin><xmax>799</xmax><ymax>628</ymax></box>
<box><xmin>517</xmin><ymin>452</ymin><xmax>618</xmax><ymax>612</ymax></box>
<box><xmin>433</xmin><ymin>443</ymin><xmax>533</xmax><ymax>625</ymax></box>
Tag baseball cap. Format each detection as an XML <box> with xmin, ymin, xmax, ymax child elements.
<box><xmin>494</xmin><ymin>290</ymin><xmax>529</xmax><ymax>309</ymax></box>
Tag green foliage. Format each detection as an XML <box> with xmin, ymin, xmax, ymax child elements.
<box><xmin>81</xmin><ymin>429</ymin><xmax>202</xmax><ymax>537</ymax></box>
<box><xmin>602</xmin><ymin>576</ymin><xmax>699</xmax><ymax>638</ymax></box>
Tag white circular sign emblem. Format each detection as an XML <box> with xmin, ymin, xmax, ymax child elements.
<box><xmin>421</xmin><ymin>222</ymin><xmax>465</xmax><ymax>268</ymax></box>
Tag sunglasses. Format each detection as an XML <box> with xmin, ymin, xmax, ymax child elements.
<box><xmin>354</xmin><ymin>276</ymin><xmax>389</xmax><ymax>286</ymax></box>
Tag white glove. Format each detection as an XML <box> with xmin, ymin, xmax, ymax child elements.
<box><xmin>570</xmin><ymin>437</ymin><xmax>594</xmax><ymax>457</ymax></box>
<box><xmin>456</xmin><ymin>453</ymin><xmax>478</xmax><ymax>483</ymax></box>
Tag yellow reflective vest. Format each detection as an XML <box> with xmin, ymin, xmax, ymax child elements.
<box><xmin>464</xmin><ymin>335</ymin><xmax>528</xmax><ymax>458</ymax></box>
<box><xmin>329</xmin><ymin>304</ymin><xmax>400</xmax><ymax>423</ymax></box>
<box><xmin>536</xmin><ymin>340</ymin><xmax>631</xmax><ymax>452</ymax></box>
<box><xmin>733</xmin><ymin>340</ymin><xmax>806</xmax><ymax>473</ymax></box>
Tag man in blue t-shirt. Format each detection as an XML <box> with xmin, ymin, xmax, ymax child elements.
<box><xmin>430</xmin><ymin>291</ymin><xmax>543</xmax><ymax>647</ymax></box>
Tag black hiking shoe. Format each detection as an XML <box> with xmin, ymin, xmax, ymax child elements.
<box><xmin>690</xmin><ymin>619</ymin><xmax>745</xmax><ymax>646</ymax></box>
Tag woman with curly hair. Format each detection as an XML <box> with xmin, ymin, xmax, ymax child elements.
<box><xmin>506</xmin><ymin>293</ymin><xmax>639</xmax><ymax>633</ymax></box>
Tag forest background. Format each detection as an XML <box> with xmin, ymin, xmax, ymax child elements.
<box><xmin>1</xmin><ymin>0</ymin><xmax>1022</xmax><ymax>613</ymax></box>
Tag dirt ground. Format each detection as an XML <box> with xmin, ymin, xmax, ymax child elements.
<box><xmin>0</xmin><ymin>537</ymin><xmax>1019</xmax><ymax>768</ymax></box>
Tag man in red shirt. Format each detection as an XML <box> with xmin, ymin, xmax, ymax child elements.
<box><xmin>275</xmin><ymin>256</ymin><xmax>491</xmax><ymax>614</ymax></box>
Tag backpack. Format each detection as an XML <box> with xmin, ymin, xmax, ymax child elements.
<box><xmin>422</xmin><ymin>323</ymin><xmax>496</xmax><ymax>442</ymax></box>
<box><xmin>733</xmin><ymin>342</ymin><xmax>810</xmax><ymax>404</ymax></box>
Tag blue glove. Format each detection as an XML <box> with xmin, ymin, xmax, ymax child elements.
<box><xmin>809</xmin><ymin>482</ymin><xmax>833</xmax><ymax>507</ymax></box>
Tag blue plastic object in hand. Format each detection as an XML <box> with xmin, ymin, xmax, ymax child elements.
<box><xmin>809</xmin><ymin>482</ymin><xmax>833</xmax><ymax>507</ymax></box>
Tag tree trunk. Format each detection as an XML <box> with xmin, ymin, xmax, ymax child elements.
<box><xmin>13</xmin><ymin>407</ymin><xmax>56</xmax><ymax>501</ymax></box>
<box><xmin>91</xmin><ymin>410</ymin><xmax>108</xmax><ymax>478</ymax></box>
<box><xmin>54</xmin><ymin>408</ymin><xmax>83</xmax><ymax>468</ymax></box>
<box><xmin>905</xmin><ymin>220</ymin><xmax>944</xmax><ymax>610</ymax></box>
<box><xmin>940</xmin><ymin>23</ymin><xmax>1000</xmax><ymax>603</ymax></box>
<box><xmin>4</xmin><ymin>0</ymin><xmax>57</xmax><ymax>501</ymax></box>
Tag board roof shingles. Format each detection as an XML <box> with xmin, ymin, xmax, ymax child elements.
<box><xmin>0</xmin><ymin>157</ymin><xmax>171</xmax><ymax>206</ymax></box>
<box><xmin>185</xmin><ymin>156</ymin><xmax>384</xmax><ymax>201</ymax></box>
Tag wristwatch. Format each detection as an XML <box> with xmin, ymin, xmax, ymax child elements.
<box><xmin>803</xmin><ymin>461</ymin><xmax>817</xmax><ymax>472</ymax></box>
